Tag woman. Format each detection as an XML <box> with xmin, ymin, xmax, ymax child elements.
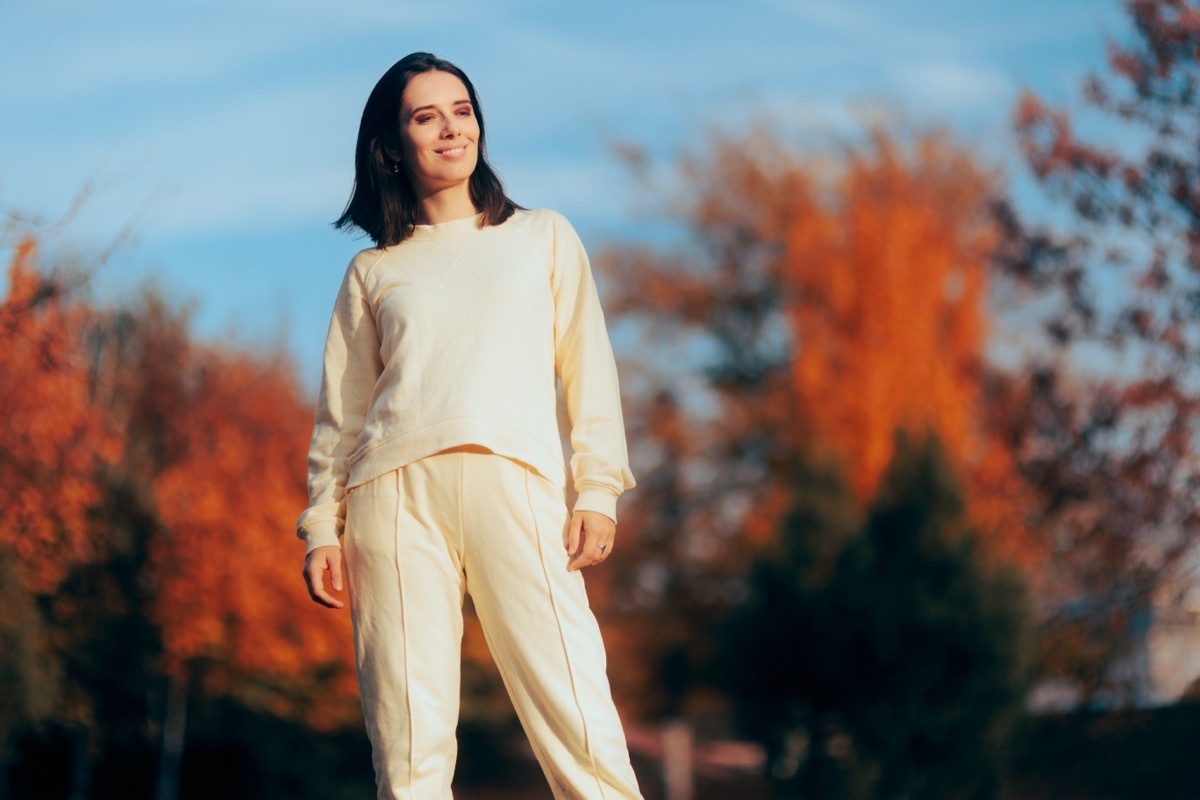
<box><xmin>297</xmin><ymin>52</ymin><xmax>644</xmax><ymax>800</ymax></box>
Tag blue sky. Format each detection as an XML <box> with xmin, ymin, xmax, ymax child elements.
<box><xmin>1</xmin><ymin>0</ymin><xmax>1128</xmax><ymax>390</ymax></box>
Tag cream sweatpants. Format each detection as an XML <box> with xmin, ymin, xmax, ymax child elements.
<box><xmin>343</xmin><ymin>445</ymin><xmax>643</xmax><ymax>800</ymax></box>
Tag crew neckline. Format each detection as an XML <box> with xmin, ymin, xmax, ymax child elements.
<box><xmin>408</xmin><ymin>213</ymin><xmax>485</xmax><ymax>241</ymax></box>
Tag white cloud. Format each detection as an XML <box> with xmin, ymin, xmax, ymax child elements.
<box><xmin>894</xmin><ymin>60</ymin><xmax>1015</xmax><ymax>112</ymax></box>
<box><xmin>770</xmin><ymin>0</ymin><xmax>871</xmax><ymax>31</ymax></box>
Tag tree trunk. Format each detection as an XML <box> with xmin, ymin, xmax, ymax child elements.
<box><xmin>155</xmin><ymin>671</ymin><xmax>188</xmax><ymax>800</ymax></box>
<box><xmin>67</xmin><ymin>724</ymin><xmax>91</xmax><ymax>800</ymax></box>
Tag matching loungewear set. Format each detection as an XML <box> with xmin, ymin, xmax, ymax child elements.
<box><xmin>296</xmin><ymin>208</ymin><xmax>643</xmax><ymax>800</ymax></box>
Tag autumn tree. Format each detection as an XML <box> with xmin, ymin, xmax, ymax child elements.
<box><xmin>0</xmin><ymin>237</ymin><xmax>123</xmax><ymax>798</ymax></box>
<box><xmin>75</xmin><ymin>293</ymin><xmax>361</xmax><ymax>798</ymax></box>
<box><xmin>141</xmin><ymin>324</ymin><xmax>358</xmax><ymax>728</ymax></box>
<box><xmin>0</xmin><ymin>239</ymin><xmax>117</xmax><ymax>594</ymax></box>
<box><xmin>601</xmin><ymin>126</ymin><xmax>1033</xmax><ymax>713</ymax></box>
<box><xmin>0</xmin><ymin>233</ymin><xmax>365</xmax><ymax>797</ymax></box>
<box><xmin>995</xmin><ymin>0</ymin><xmax>1200</xmax><ymax>701</ymax></box>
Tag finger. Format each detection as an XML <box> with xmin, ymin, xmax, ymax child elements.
<box><xmin>318</xmin><ymin>557</ymin><xmax>345</xmax><ymax>608</ymax></box>
<box><xmin>569</xmin><ymin>515</ymin><xmax>593</xmax><ymax>571</ymax></box>
<box><xmin>570</xmin><ymin>529</ymin><xmax>608</xmax><ymax>571</ymax></box>
<box><xmin>572</xmin><ymin>548</ymin><xmax>607</xmax><ymax>570</ymax></box>
<box><xmin>306</xmin><ymin>557</ymin><xmax>344</xmax><ymax>609</ymax></box>
<box><xmin>302</xmin><ymin>562</ymin><xmax>319</xmax><ymax>601</ymax></box>
<box><xmin>330</xmin><ymin>550</ymin><xmax>344</xmax><ymax>592</ymax></box>
<box><xmin>581</xmin><ymin>534</ymin><xmax>609</xmax><ymax>566</ymax></box>
<box><xmin>314</xmin><ymin>578</ymin><xmax>345</xmax><ymax>609</ymax></box>
<box><xmin>305</xmin><ymin>563</ymin><xmax>328</xmax><ymax>606</ymax></box>
<box><xmin>567</xmin><ymin>513</ymin><xmax>583</xmax><ymax>556</ymax></box>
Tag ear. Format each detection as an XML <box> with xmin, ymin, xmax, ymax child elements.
<box><xmin>380</xmin><ymin>132</ymin><xmax>403</xmax><ymax>164</ymax></box>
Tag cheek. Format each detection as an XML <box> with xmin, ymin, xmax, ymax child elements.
<box><xmin>398</xmin><ymin>133</ymin><xmax>418</xmax><ymax>162</ymax></box>
<box><xmin>400</xmin><ymin>127</ymin><xmax>431</xmax><ymax>159</ymax></box>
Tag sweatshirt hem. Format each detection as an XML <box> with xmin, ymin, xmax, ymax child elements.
<box><xmin>346</xmin><ymin>417</ymin><xmax>568</xmax><ymax>492</ymax></box>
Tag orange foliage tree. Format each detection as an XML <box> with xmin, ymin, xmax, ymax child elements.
<box><xmin>0</xmin><ymin>235</ymin><xmax>362</xmax><ymax>796</ymax></box>
<box><xmin>606</xmin><ymin>126</ymin><xmax>1030</xmax><ymax>551</ymax></box>
<box><xmin>784</xmin><ymin>134</ymin><xmax>988</xmax><ymax>495</ymax></box>
<box><xmin>87</xmin><ymin>297</ymin><xmax>359</xmax><ymax>730</ymax></box>
<box><xmin>151</xmin><ymin>346</ymin><xmax>359</xmax><ymax>727</ymax></box>
<box><xmin>0</xmin><ymin>239</ymin><xmax>117</xmax><ymax>594</ymax></box>
<box><xmin>598</xmin><ymin>126</ymin><xmax>1034</xmax><ymax>713</ymax></box>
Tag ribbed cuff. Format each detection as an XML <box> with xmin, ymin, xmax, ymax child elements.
<box><xmin>573</xmin><ymin>485</ymin><xmax>619</xmax><ymax>524</ymax></box>
<box><xmin>301</xmin><ymin>526</ymin><xmax>342</xmax><ymax>556</ymax></box>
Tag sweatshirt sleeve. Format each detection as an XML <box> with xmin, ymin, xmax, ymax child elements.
<box><xmin>296</xmin><ymin>257</ymin><xmax>383</xmax><ymax>554</ymax></box>
<box><xmin>550</xmin><ymin>213</ymin><xmax>636</xmax><ymax>522</ymax></box>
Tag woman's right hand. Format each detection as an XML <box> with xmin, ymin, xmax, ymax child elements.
<box><xmin>303</xmin><ymin>545</ymin><xmax>345</xmax><ymax>609</ymax></box>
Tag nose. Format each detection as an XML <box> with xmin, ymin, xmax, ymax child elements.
<box><xmin>443</xmin><ymin>115</ymin><xmax>461</xmax><ymax>137</ymax></box>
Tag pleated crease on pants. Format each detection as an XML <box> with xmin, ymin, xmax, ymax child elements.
<box><xmin>343</xmin><ymin>445</ymin><xmax>643</xmax><ymax>800</ymax></box>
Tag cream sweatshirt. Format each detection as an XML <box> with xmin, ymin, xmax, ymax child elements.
<box><xmin>296</xmin><ymin>208</ymin><xmax>635</xmax><ymax>554</ymax></box>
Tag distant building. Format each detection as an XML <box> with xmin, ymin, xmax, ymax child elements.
<box><xmin>1028</xmin><ymin>576</ymin><xmax>1200</xmax><ymax>712</ymax></box>
<box><xmin>1127</xmin><ymin>580</ymin><xmax>1200</xmax><ymax>707</ymax></box>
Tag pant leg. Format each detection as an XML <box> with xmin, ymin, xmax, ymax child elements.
<box><xmin>343</xmin><ymin>463</ymin><xmax>466</xmax><ymax>800</ymax></box>
<box><xmin>458</xmin><ymin>452</ymin><xmax>643</xmax><ymax>800</ymax></box>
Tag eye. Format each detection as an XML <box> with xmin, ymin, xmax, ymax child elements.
<box><xmin>456</xmin><ymin>107</ymin><xmax>473</xmax><ymax>116</ymax></box>
<box><xmin>415</xmin><ymin>114</ymin><xmax>435</xmax><ymax>124</ymax></box>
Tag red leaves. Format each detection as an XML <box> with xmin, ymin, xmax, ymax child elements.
<box><xmin>0</xmin><ymin>239</ymin><xmax>117</xmax><ymax>594</ymax></box>
<box><xmin>137</xmin><ymin>337</ymin><xmax>358</xmax><ymax>727</ymax></box>
<box><xmin>608</xmin><ymin>126</ymin><xmax>1035</xmax><ymax>568</ymax></box>
<box><xmin>0</xmin><ymin>239</ymin><xmax>358</xmax><ymax>729</ymax></box>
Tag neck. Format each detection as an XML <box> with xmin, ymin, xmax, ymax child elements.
<box><xmin>416</xmin><ymin>183</ymin><xmax>478</xmax><ymax>225</ymax></box>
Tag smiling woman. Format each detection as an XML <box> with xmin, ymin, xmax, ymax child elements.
<box><xmin>395</xmin><ymin>71</ymin><xmax>480</xmax><ymax>198</ymax></box>
<box><xmin>299</xmin><ymin>52</ymin><xmax>643</xmax><ymax>800</ymax></box>
<box><xmin>333</xmin><ymin>52</ymin><xmax>518</xmax><ymax>247</ymax></box>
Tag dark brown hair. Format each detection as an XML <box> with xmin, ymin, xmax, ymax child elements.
<box><xmin>334</xmin><ymin>52</ymin><xmax>520</xmax><ymax>247</ymax></box>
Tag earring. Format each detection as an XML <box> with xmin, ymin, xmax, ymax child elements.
<box><xmin>392</xmin><ymin>162</ymin><xmax>401</xmax><ymax>174</ymax></box>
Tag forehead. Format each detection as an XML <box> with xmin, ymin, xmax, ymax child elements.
<box><xmin>401</xmin><ymin>70</ymin><xmax>470</xmax><ymax>110</ymax></box>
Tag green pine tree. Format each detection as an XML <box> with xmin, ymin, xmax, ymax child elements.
<box><xmin>722</xmin><ymin>432</ymin><xmax>1034</xmax><ymax>799</ymax></box>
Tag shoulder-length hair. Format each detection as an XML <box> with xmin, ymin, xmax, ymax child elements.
<box><xmin>334</xmin><ymin>52</ymin><xmax>520</xmax><ymax>247</ymax></box>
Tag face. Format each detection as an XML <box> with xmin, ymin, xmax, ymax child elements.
<box><xmin>396</xmin><ymin>70</ymin><xmax>480</xmax><ymax>197</ymax></box>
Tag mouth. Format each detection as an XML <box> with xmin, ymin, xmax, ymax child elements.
<box><xmin>435</xmin><ymin>144</ymin><xmax>469</xmax><ymax>157</ymax></box>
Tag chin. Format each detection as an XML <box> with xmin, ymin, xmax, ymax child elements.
<box><xmin>452</xmin><ymin>163</ymin><xmax>479</xmax><ymax>183</ymax></box>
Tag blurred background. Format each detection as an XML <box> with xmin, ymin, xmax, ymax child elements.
<box><xmin>4</xmin><ymin>0</ymin><xmax>1200</xmax><ymax>798</ymax></box>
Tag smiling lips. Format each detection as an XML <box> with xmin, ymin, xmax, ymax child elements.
<box><xmin>436</xmin><ymin>144</ymin><xmax>469</xmax><ymax>157</ymax></box>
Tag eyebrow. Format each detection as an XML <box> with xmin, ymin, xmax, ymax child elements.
<box><xmin>408</xmin><ymin>99</ymin><xmax>472</xmax><ymax>116</ymax></box>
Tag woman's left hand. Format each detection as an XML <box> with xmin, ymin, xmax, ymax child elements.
<box><xmin>567</xmin><ymin>510</ymin><xmax>615</xmax><ymax>571</ymax></box>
